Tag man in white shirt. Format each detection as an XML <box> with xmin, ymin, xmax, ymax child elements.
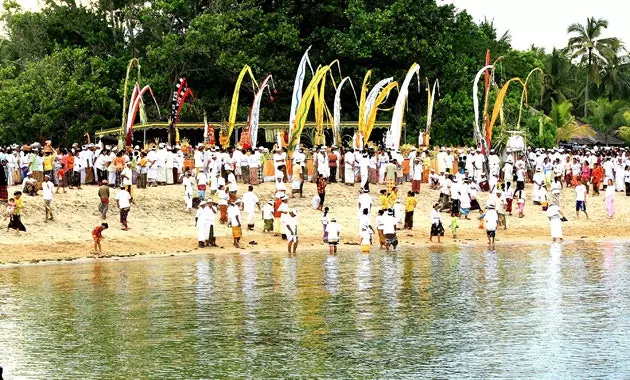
<box><xmin>146</xmin><ymin>146</ymin><xmax>158</xmax><ymax>187</ymax></box>
<box><xmin>273</xmin><ymin>148</ymin><xmax>287</xmax><ymax>183</ymax></box>
<box><xmin>156</xmin><ymin>143</ymin><xmax>168</xmax><ymax>185</ymax></box>
<box><xmin>121</xmin><ymin>161</ymin><xmax>134</xmax><ymax>200</ymax></box>
<box><xmin>358</xmin><ymin>188</ymin><xmax>372</xmax><ymax>219</ymax></box>
<box><xmin>488</xmin><ymin>149</ymin><xmax>500</xmax><ymax>177</ymax></box>
<box><xmin>285</xmin><ymin>208</ymin><xmax>299</xmax><ymax>256</ymax></box>
<box><xmin>194</xmin><ymin>145</ymin><xmax>204</xmax><ymax>175</ymax></box>
<box><xmin>42</xmin><ymin>174</ymin><xmax>54</xmax><ymax>221</ymax></box>
<box><xmin>227</xmin><ymin>200</ymin><xmax>243</xmax><ymax>248</ymax></box>
<box><xmin>436</xmin><ymin>147</ymin><xmax>447</xmax><ymax>174</ymax></box>
<box><xmin>242</xmin><ymin>186</ymin><xmax>260</xmax><ymax>231</ymax></box>
<box><xmin>575</xmin><ymin>180</ymin><xmax>589</xmax><ymax>219</ymax></box>
<box><xmin>115</xmin><ymin>185</ymin><xmax>132</xmax><ymax>230</ymax></box>
<box><xmin>166</xmin><ymin>147</ymin><xmax>175</xmax><ymax>185</ymax></box>
<box><xmin>480</xmin><ymin>203</ymin><xmax>498</xmax><ymax>249</ymax></box>
<box><xmin>183</xmin><ymin>171</ymin><xmax>193</xmax><ymax>211</ymax></box>
<box><xmin>382</xmin><ymin>208</ymin><xmax>398</xmax><ymax>252</ymax></box>
<box><xmin>325</xmin><ymin>217</ymin><xmax>341</xmax><ymax>255</ymax></box>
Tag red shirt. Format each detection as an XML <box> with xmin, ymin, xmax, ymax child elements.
<box><xmin>92</xmin><ymin>226</ymin><xmax>105</xmax><ymax>239</ymax></box>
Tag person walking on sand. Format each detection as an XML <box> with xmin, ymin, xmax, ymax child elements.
<box><xmin>228</xmin><ymin>200</ymin><xmax>243</xmax><ymax>248</ymax></box>
<box><xmin>42</xmin><ymin>174</ymin><xmax>54</xmax><ymax>222</ymax></box>
<box><xmin>325</xmin><ymin>216</ymin><xmax>341</xmax><ymax>255</ymax></box>
<box><xmin>98</xmin><ymin>180</ymin><xmax>110</xmax><ymax>219</ymax></box>
<box><xmin>92</xmin><ymin>222</ymin><xmax>108</xmax><ymax>254</ymax></box>
<box><xmin>196</xmin><ymin>201</ymin><xmax>210</xmax><ymax>247</ymax></box>
<box><xmin>183</xmin><ymin>171</ymin><xmax>193</xmax><ymax>211</ymax></box>
<box><xmin>575</xmin><ymin>179</ymin><xmax>588</xmax><ymax>219</ymax></box>
<box><xmin>404</xmin><ymin>191</ymin><xmax>417</xmax><ymax>230</ymax></box>
<box><xmin>479</xmin><ymin>203</ymin><xmax>498</xmax><ymax>249</ymax></box>
<box><xmin>285</xmin><ymin>209</ymin><xmax>299</xmax><ymax>256</ymax></box>
<box><xmin>430</xmin><ymin>203</ymin><xmax>444</xmax><ymax>243</ymax></box>
<box><xmin>316</xmin><ymin>174</ymin><xmax>327</xmax><ymax>211</ymax></box>
<box><xmin>262</xmin><ymin>200</ymin><xmax>274</xmax><ymax>233</ymax></box>
<box><xmin>115</xmin><ymin>185</ymin><xmax>131</xmax><ymax>230</ymax></box>
<box><xmin>242</xmin><ymin>186</ymin><xmax>260</xmax><ymax>231</ymax></box>
<box><xmin>605</xmin><ymin>179</ymin><xmax>615</xmax><ymax>218</ymax></box>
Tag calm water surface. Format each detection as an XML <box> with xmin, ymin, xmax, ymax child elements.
<box><xmin>1</xmin><ymin>243</ymin><xmax>629</xmax><ymax>379</ymax></box>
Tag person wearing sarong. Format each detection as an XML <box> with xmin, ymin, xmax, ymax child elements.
<box><xmin>385</xmin><ymin>160</ymin><xmax>397</xmax><ymax>194</ymax></box>
<box><xmin>0</xmin><ymin>159</ymin><xmax>8</xmax><ymax>202</ymax></box>
<box><xmin>605</xmin><ymin>179</ymin><xmax>615</xmax><ymax>217</ymax></box>
<box><xmin>248</xmin><ymin>151</ymin><xmax>259</xmax><ymax>185</ymax></box>
<box><xmin>217</xmin><ymin>185</ymin><xmax>229</xmax><ymax>224</ymax></box>
<box><xmin>625</xmin><ymin>165</ymin><xmax>630</xmax><ymax>197</ymax></box>
<box><xmin>344</xmin><ymin>150</ymin><xmax>354</xmax><ymax>185</ymax></box>
<box><xmin>241</xmin><ymin>150</ymin><xmax>250</xmax><ymax>184</ymax></box>
<box><xmin>411</xmin><ymin>158</ymin><xmax>422</xmax><ymax>193</ymax></box>
<box><xmin>7</xmin><ymin>192</ymin><xmax>26</xmax><ymax>233</ymax></box>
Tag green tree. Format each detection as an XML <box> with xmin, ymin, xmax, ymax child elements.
<box><xmin>586</xmin><ymin>97</ymin><xmax>629</xmax><ymax>145</ymax></box>
<box><xmin>566</xmin><ymin>17</ymin><xmax>621</xmax><ymax>116</ymax></box>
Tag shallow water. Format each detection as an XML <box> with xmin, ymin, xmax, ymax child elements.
<box><xmin>1</xmin><ymin>243</ymin><xmax>629</xmax><ymax>378</ymax></box>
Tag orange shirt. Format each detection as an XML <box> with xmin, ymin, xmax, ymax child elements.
<box><xmin>66</xmin><ymin>155</ymin><xmax>74</xmax><ymax>170</ymax></box>
<box><xmin>114</xmin><ymin>157</ymin><xmax>125</xmax><ymax>170</ymax></box>
<box><xmin>592</xmin><ymin>167</ymin><xmax>603</xmax><ymax>183</ymax></box>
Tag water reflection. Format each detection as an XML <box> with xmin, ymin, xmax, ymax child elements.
<box><xmin>0</xmin><ymin>244</ymin><xmax>630</xmax><ymax>378</ymax></box>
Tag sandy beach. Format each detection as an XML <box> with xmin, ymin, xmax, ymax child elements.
<box><xmin>0</xmin><ymin>180</ymin><xmax>627</xmax><ymax>265</ymax></box>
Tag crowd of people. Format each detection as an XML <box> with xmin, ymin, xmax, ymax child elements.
<box><xmin>1</xmin><ymin>140</ymin><xmax>630</xmax><ymax>254</ymax></box>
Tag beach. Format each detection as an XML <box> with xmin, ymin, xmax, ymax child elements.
<box><xmin>0</xmin><ymin>181</ymin><xmax>627</xmax><ymax>265</ymax></box>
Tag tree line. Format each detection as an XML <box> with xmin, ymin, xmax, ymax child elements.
<box><xmin>0</xmin><ymin>0</ymin><xmax>628</xmax><ymax>147</ymax></box>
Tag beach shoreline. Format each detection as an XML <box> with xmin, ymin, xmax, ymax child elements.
<box><xmin>0</xmin><ymin>181</ymin><xmax>627</xmax><ymax>266</ymax></box>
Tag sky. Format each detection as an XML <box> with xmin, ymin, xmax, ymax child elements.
<box><xmin>442</xmin><ymin>0</ymin><xmax>630</xmax><ymax>52</ymax></box>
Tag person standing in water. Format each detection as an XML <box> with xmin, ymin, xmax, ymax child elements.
<box><xmin>479</xmin><ymin>203</ymin><xmax>499</xmax><ymax>249</ymax></box>
<box><xmin>285</xmin><ymin>209</ymin><xmax>299</xmax><ymax>256</ymax></box>
<box><xmin>325</xmin><ymin>217</ymin><xmax>341</xmax><ymax>255</ymax></box>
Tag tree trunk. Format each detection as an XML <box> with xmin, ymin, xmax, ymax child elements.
<box><xmin>585</xmin><ymin>48</ymin><xmax>592</xmax><ymax>117</ymax></box>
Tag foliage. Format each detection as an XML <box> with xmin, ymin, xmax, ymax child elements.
<box><xmin>0</xmin><ymin>1</ymin><xmax>627</xmax><ymax>147</ymax></box>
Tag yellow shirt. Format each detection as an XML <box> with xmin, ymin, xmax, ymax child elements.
<box><xmin>388</xmin><ymin>192</ymin><xmax>397</xmax><ymax>208</ymax></box>
<box><xmin>379</xmin><ymin>195</ymin><xmax>388</xmax><ymax>210</ymax></box>
<box><xmin>405</xmin><ymin>197</ymin><xmax>417</xmax><ymax>212</ymax></box>
<box><xmin>43</xmin><ymin>155</ymin><xmax>54</xmax><ymax>171</ymax></box>
<box><xmin>15</xmin><ymin>197</ymin><xmax>23</xmax><ymax>215</ymax></box>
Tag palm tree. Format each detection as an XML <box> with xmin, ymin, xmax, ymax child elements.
<box><xmin>566</xmin><ymin>17</ymin><xmax>621</xmax><ymax>116</ymax></box>
<box><xmin>586</xmin><ymin>98</ymin><xmax>630</xmax><ymax>145</ymax></box>
<box><xmin>542</xmin><ymin>49</ymin><xmax>578</xmax><ymax>111</ymax></box>
<box><xmin>600</xmin><ymin>50</ymin><xmax>630</xmax><ymax>100</ymax></box>
<box><xmin>548</xmin><ymin>99</ymin><xmax>593</xmax><ymax>143</ymax></box>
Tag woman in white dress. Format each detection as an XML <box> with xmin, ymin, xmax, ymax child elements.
<box><xmin>546</xmin><ymin>202</ymin><xmax>564</xmax><ymax>242</ymax></box>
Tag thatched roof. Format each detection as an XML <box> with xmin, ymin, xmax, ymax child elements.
<box><xmin>571</xmin><ymin>126</ymin><xmax>625</xmax><ymax>146</ymax></box>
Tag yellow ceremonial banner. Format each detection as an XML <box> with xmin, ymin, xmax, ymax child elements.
<box><xmin>488</xmin><ymin>77</ymin><xmax>526</xmax><ymax>141</ymax></box>
<box><xmin>288</xmin><ymin>66</ymin><xmax>331</xmax><ymax>153</ymax></box>
<box><xmin>364</xmin><ymin>82</ymin><xmax>398</xmax><ymax>142</ymax></box>
<box><xmin>358</xmin><ymin>71</ymin><xmax>371</xmax><ymax>134</ymax></box>
<box><xmin>226</xmin><ymin>65</ymin><xmax>258</xmax><ymax>147</ymax></box>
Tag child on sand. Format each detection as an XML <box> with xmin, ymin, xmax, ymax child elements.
<box><xmin>404</xmin><ymin>191</ymin><xmax>417</xmax><ymax>230</ymax></box>
<box><xmin>575</xmin><ymin>179</ymin><xmax>589</xmax><ymax>219</ymax></box>
<box><xmin>450</xmin><ymin>216</ymin><xmax>459</xmax><ymax>239</ymax></box>
<box><xmin>92</xmin><ymin>223</ymin><xmax>108</xmax><ymax>254</ymax></box>
<box><xmin>516</xmin><ymin>188</ymin><xmax>526</xmax><ymax>218</ymax></box>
